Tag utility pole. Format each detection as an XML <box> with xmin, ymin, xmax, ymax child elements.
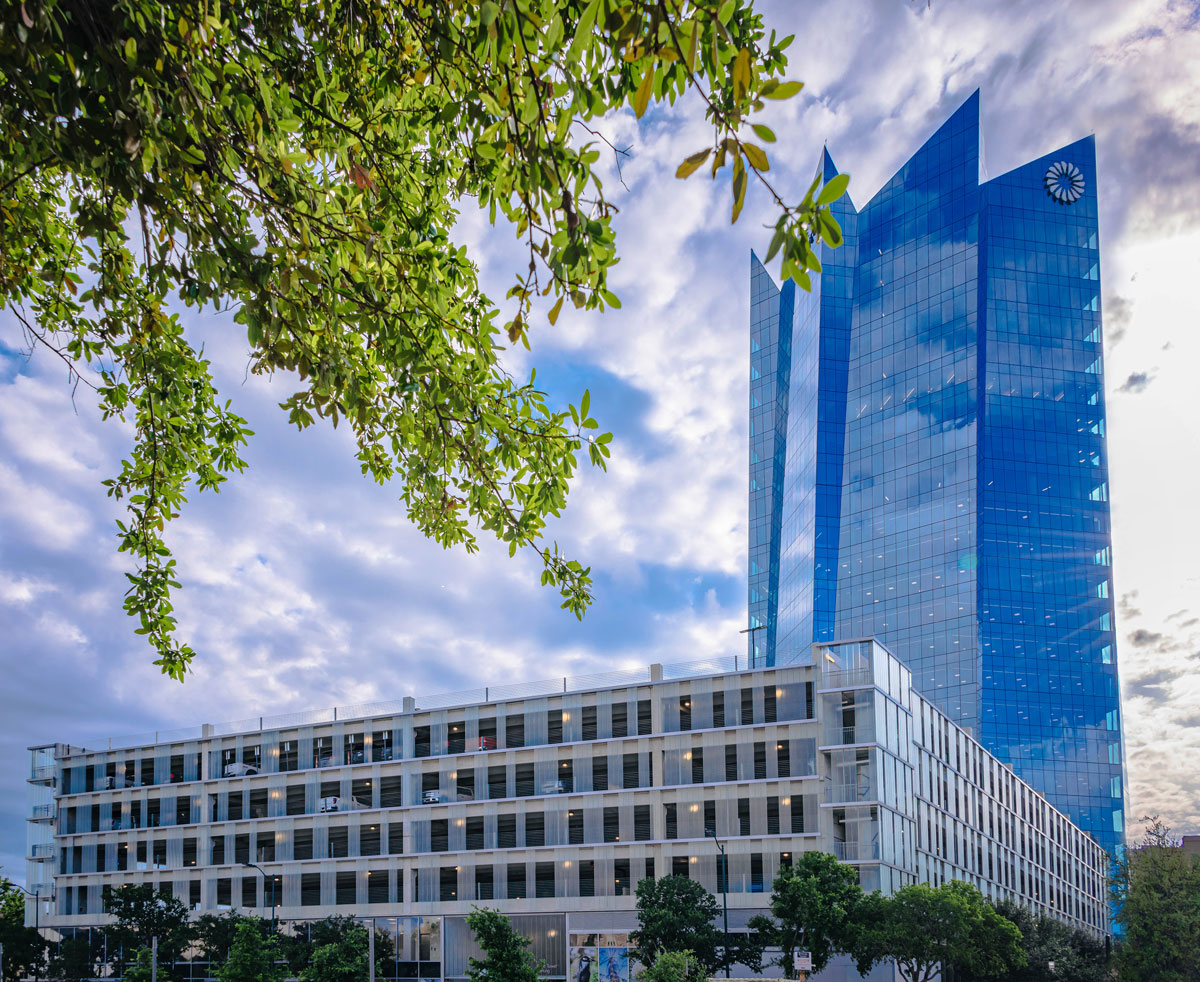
<box><xmin>739</xmin><ymin>624</ymin><xmax>765</xmax><ymax>668</ymax></box>
<box><xmin>705</xmin><ymin>828</ymin><xmax>730</xmax><ymax>978</ymax></box>
<box><xmin>151</xmin><ymin>936</ymin><xmax>158</xmax><ymax>982</ymax></box>
<box><xmin>369</xmin><ymin>922</ymin><xmax>376</xmax><ymax>982</ymax></box>
<box><xmin>243</xmin><ymin>862</ymin><xmax>277</xmax><ymax>936</ymax></box>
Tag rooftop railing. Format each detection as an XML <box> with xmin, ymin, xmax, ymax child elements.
<box><xmin>72</xmin><ymin>653</ymin><xmax>765</xmax><ymax>753</ymax></box>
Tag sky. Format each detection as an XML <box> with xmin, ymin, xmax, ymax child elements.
<box><xmin>2</xmin><ymin>0</ymin><xmax>1199</xmax><ymax>883</ymax></box>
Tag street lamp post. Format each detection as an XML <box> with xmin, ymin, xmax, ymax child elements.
<box><xmin>705</xmin><ymin>828</ymin><xmax>730</xmax><ymax>978</ymax></box>
<box><xmin>14</xmin><ymin>883</ymin><xmax>47</xmax><ymax>982</ymax></box>
<box><xmin>242</xmin><ymin>862</ymin><xmax>276</xmax><ymax>936</ymax></box>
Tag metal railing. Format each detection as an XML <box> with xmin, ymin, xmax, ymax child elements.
<box><xmin>29</xmin><ymin>764</ymin><xmax>56</xmax><ymax>782</ymax></box>
<box><xmin>825</xmin><ymin>783</ymin><xmax>874</xmax><ymax>804</ymax></box>
<box><xmin>75</xmin><ymin>654</ymin><xmax>761</xmax><ymax>752</ymax></box>
<box><xmin>833</xmin><ymin>840</ymin><xmax>880</xmax><ymax>861</ymax></box>
<box><xmin>29</xmin><ymin>842</ymin><xmax>55</xmax><ymax>859</ymax></box>
<box><xmin>821</xmin><ymin>667</ymin><xmax>874</xmax><ymax>689</ymax></box>
<box><xmin>28</xmin><ymin>804</ymin><xmax>55</xmax><ymax>820</ymax></box>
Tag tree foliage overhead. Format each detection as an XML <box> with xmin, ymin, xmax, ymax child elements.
<box><xmin>952</xmin><ymin>899</ymin><xmax>1108</xmax><ymax>982</ymax></box>
<box><xmin>1111</xmin><ymin>816</ymin><xmax>1200</xmax><ymax>982</ymax></box>
<box><xmin>0</xmin><ymin>0</ymin><xmax>841</xmax><ymax>679</ymax></box>
<box><xmin>101</xmin><ymin>884</ymin><xmax>194</xmax><ymax>971</ymax></box>
<box><xmin>466</xmin><ymin>906</ymin><xmax>544</xmax><ymax>982</ymax></box>
<box><xmin>745</xmin><ymin>852</ymin><xmax>864</xmax><ymax>978</ymax></box>
<box><xmin>630</xmin><ymin>874</ymin><xmax>724</xmax><ymax>973</ymax></box>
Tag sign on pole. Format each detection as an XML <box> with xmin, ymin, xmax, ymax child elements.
<box><xmin>794</xmin><ymin>951</ymin><xmax>813</xmax><ymax>972</ymax></box>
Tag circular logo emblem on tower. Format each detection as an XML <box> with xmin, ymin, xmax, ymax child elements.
<box><xmin>1044</xmin><ymin>161</ymin><xmax>1085</xmax><ymax>205</ymax></box>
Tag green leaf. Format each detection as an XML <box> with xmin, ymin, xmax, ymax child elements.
<box><xmin>743</xmin><ymin>143</ymin><xmax>769</xmax><ymax>172</ymax></box>
<box><xmin>675</xmin><ymin>147</ymin><xmax>711</xmax><ymax>179</ymax></box>
<box><xmin>817</xmin><ymin>172</ymin><xmax>850</xmax><ymax>205</ymax></box>
<box><xmin>634</xmin><ymin>66</ymin><xmax>654</xmax><ymax>118</ymax></box>
<box><xmin>763</xmin><ymin>79</ymin><xmax>803</xmax><ymax>100</ymax></box>
<box><xmin>479</xmin><ymin>1</ymin><xmax>500</xmax><ymax>26</ymax></box>
<box><xmin>548</xmin><ymin>296</ymin><xmax>564</xmax><ymax>325</ymax></box>
<box><xmin>731</xmin><ymin>155</ymin><xmax>747</xmax><ymax>223</ymax></box>
<box><xmin>751</xmin><ymin>123</ymin><xmax>776</xmax><ymax>143</ymax></box>
<box><xmin>124</xmin><ymin>37</ymin><xmax>138</xmax><ymax>67</ymax></box>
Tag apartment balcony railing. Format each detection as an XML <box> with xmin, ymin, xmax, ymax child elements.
<box><xmin>822</xmin><ymin>725</ymin><xmax>875</xmax><ymax>746</ymax></box>
<box><xmin>833</xmin><ymin>839</ymin><xmax>881</xmax><ymax>862</ymax></box>
<box><xmin>28</xmin><ymin>843</ymin><xmax>55</xmax><ymax>860</ymax></box>
<box><xmin>27</xmin><ymin>804</ymin><xmax>55</xmax><ymax>821</ymax></box>
<box><xmin>29</xmin><ymin>764</ymin><xmax>56</xmax><ymax>783</ymax></box>
<box><xmin>825</xmin><ymin>783</ymin><xmax>875</xmax><ymax>804</ymax></box>
<box><xmin>820</xmin><ymin>667</ymin><xmax>874</xmax><ymax>690</ymax></box>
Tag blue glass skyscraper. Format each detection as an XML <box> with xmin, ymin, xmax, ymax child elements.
<box><xmin>748</xmin><ymin>92</ymin><xmax>1125</xmax><ymax>855</ymax></box>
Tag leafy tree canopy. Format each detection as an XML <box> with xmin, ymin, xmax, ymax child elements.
<box><xmin>630</xmin><ymin>875</ymin><xmax>723</xmax><ymax>973</ymax></box>
<box><xmin>0</xmin><ymin>878</ymin><xmax>48</xmax><ymax>982</ymax></box>
<box><xmin>122</xmin><ymin>948</ymin><xmax>162</xmax><ymax>982</ymax></box>
<box><xmin>635</xmin><ymin>949</ymin><xmax>698</xmax><ymax>982</ymax></box>
<box><xmin>858</xmin><ymin>881</ymin><xmax>1024</xmax><ymax>982</ymax></box>
<box><xmin>951</xmin><ymin>899</ymin><xmax>1109</xmax><ymax>982</ymax></box>
<box><xmin>47</xmin><ymin>936</ymin><xmax>103</xmax><ymax>982</ymax></box>
<box><xmin>101</xmin><ymin>883</ymin><xmax>195</xmax><ymax>969</ymax></box>
<box><xmin>1111</xmin><ymin>816</ymin><xmax>1200</xmax><ymax>982</ymax></box>
<box><xmin>299</xmin><ymin>919</ymin><xmax>375</xmax><ymax>982</ymax></box>
<box><xmin>0</xmin><ymin>0</ymin><xmax>841</xmax><ymax>679</ymax></box>
<box><xmin>217</xmin><ymin>919</ymin><xmax>286</xmax><ymax>982</ymax></box>
<box><xmin>466</xmin><ymin>906</ymin><xmax>544</xmax><ymax>982</ymax></box>
<box><xmin>745</xmin><ymin>852</ymin><xmax>864</xmax><ymax>977</ymax></box>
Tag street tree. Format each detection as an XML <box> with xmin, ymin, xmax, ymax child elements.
<box><xmin>630</xmin><ymin>875</ymin><xmax>723</xmax><ymax>974</ymax></box>
<box><xmin>217</xmin><ymin>919</ymin><xmax>286</xmax><ymax>982</ymax></box>
<box><xmin>1111</xmin><ymin>816</ymin><xmax>1200</xmax><ymax>981</ymax></box>
<box><xmin>744</xmin><ymin>852</ymin><xmax>863</xmax><ymax>978</ymax></box>
<box><xmin>857</xmin><ymin>881</ymin><xmax>1024</xmax><ymax>982</ymax></box>
<box><xmin>101</xmin><ymin>884</ymin><xmax>194</xmax><ymax>973</ymax></box>
<box><xmin>300</xmin><ymin>919</ymin><xmax>374</xmax><ymax>982</ymax></box>
<box><xmin>0</xmin><ymin>0</ymin><xmax>844</xmax><ymax>679</ymax></box>
<box><xmin>0</xmin><ymin>878</ymin><xmax>48</xmax><ymax>982</ymax></box>
<box><xmin>466</xmin><ymin>906</ymin><xmax>544</xmax><ymax>982</ymax></box>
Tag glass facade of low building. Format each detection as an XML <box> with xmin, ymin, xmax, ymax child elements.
<box><xmin>27</xmin><ymin>644</ymin><xmax>1107</xmax><ymax>981</ymax></box>
<box><xmin>747</xmin><ymin>91</ymin><xmax>1125</xmax><ymax>856</ymax></box>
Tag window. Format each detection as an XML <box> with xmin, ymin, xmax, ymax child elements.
<box><xmin>672</xmin><ymin>856</ymin><xmax>690</xmax><ymax>878</ymax></box>
<box><xmin>466</xmin><ymin>817</ymin><xmax>485</xmax><ymax>850</ymax></box>
<box><xmin>488</xmin><ymin>765</ymin><xmax>507</xmax><ymax>800</ymax></box>
<box><xmin>313</xmin><ymin>736</ymin><xmax>334</xmax><ymax>768</ymax></box>
<box><xmin>507</xmin><ymin>863</ymin><xmax>527</xmax><ymax>900</ymax></box>
<box><xmin>249</xmin><ymin>788</ymin><xmax>268</xmax><ymax>819</ymax></box>
<box><xmin>738</xmin><ymin>799</ymin><xmax>751</xmax><ymax>836</ymax></box>
<box><xmin>634</xmin><ymin>805</ymin><xmax>651</xmax><ymax>841</ymax></box>
<box><xmin>741</xmin><ymin>687</ymin><xmax>754</xmax><ymax>724</ymax></box>
<box><xmin>372</xmin><ymin>731</ymin><xmax>393</xmax><ymax>762</ymax></box>
<box><xmin>603</xmin><ymin>807</ymin><xmax>620</xmax><ymax>843</ymax></box>
<box><xmin>301</xmin><ymin>873</ymin><xmax>321</xmax><ymax>906</ymax></box>
<box><xmin>638</xmin><ymin>699</ymin><xmax>652</xmax><ymax>736</ymax></box>
<box><xmin>790</xmin><ymin>797</ymin><xmax>806</xmax><ymax>834</ymax></box>
<box><xmin>380</xmin><ymin>776</ymin><xmax>404</xmax><ymax>808</ymax></box>
<box><xmin>691</xmin><ymin>748</ymin><xmax>704</xmax><ymax>784</ymax></box>
<box><xmin>475</xmin><ymin>865</ymin><xmax>494</xmax><ymax>900</ymax></box>
<box><xmin>431</xmin><ymin>819</ymin><xmax>449</xmax><ymax>853</ymax></box>
<box><xmin>279</xmin><ymin>740</ymin><xmax>298</xmax><ymax>772</ymax></box>
<box><xmin>767</xmin><ymin>797</ymin><xmax>780</xmax><ymax>835</ymax></box>
<box><xmin>217</xmin><ymin>878</ymin><xmax>232</xmax><ymax>909</ymax></box>
<box><xmin>678</xmin><ymin>695</ymin><xmax>692</xmax><ymax>731</ymax></box>
<box><xmin>754</xmin><ymin>742</ymin><xmax>767</xmax><ymax>780</ymax></box>
<box><xmin>751</xmin><ymin>853</ymin><xmax>764</xmax><ymax>892</ymax></box>
<box><xmin>293</xmin><ymin>827</ymin><xmax>313</xmax><ymax>861</ymax></box>
<box><xmin>548</xmin><ymin>710</ymin><xmax>563</xmax><ymax>744</ymax></box>
<box><xmin>525</xmin><ymin>813</ymin><xmax>545</xmax><ymax>848</ymax></box>
<box><xmin>558</xmin><ymin>759</ymin><xmax>574</xmax><ymax>793</ymax></box>
<box><xmin>592</xmin><ymin>756</ymin><xmax>609</xmax><ymax>791</ymax></box>
<box><xmin>665</xmin><ymin>803</ymin><xmax>678</xmax><ymax>840</ymax></box>
<box><xmin>725</xmin><ymin>745</ymin><xmax>738</xmax><ymax>782</ymax></box>
<box><xmin>448</xmin><ymin>722</ymin><xmax>466</xmax><ymax>755</ymax></box>
<box><xmin>579</xmin><ymin>859</ymin><xmax>595</xmax><ymax>898</ymax></box>
<box><xmin>763</xmin><ymin>686</ymin><xmax>777</xmax><ymax>723</ymax></box>
<box><xmin>622</xmin><ymin>753</ymin><xmax>640</xmax><ymax>789</ymax></box>
<box><xmin>176</xmin><ymin>796</ymin><xmax>191</xmax><ymax>825</ymax></box>
<box><xmin>387</xmin><ymin>821</ymin><xmax>404</xmax><ymax>854</ymax></box>
<box><xmin>441</xmin><ymin>867</ymin><xmax>458</xmax><ymax>902</ymax></box>
<box><xmin>337</xmin><ymin>871</ymin><xmax>356</xmax><ymax>905</ymax></box>
<box><xmin>498</xmin><ymin>814</ymin><xmax>517</xmax><ymax>849</ymax></box>
<box><xmin>361</xmin><ymin>824</ymin><xmax>381</xmax><ymax>856</ymax></box>
<box><xmin>536</xmin><ymin>862</ymin><xmax>555</xmax><ymax>899</ymax></box>
<box><xmin>329</xmin><ymin>826</ymin><xmax>349</xmax><ymax>859</ymax></box>
<box><xmin>235</xmin><ymin>833</ymin><xmax>251</xmax><ymax>864</ymax></box>
<box><xmin>611</xmin><ymin>703</ymin><xmax>628</xmax><ymax>738</ymax></box>
<box><xmin>414</xmin><ymin>726</ymin><xmax>431</xmax><ymax>758</ymax></box>
<box><xmin>344</xmin><ymin>733</ymin><xmax>365</xmax><ymax>765</ymax></box>
<box><xmin>777</xmin><ymin>740</ymin><xmax>791</xmax><ymax>778</ymax></box>
<box><xmin>515</xmin><ymin>763</ymin><xmax>535</xmax><ymax>797</ymax></box>
<box><xmin>568</xmin><ymin>809</ymin><xmax>584</xmax><ymax>845</ymax></box>
<box><xmin>506</xmin><ymin>714</ymin><xmax>525</xmax><ymax>749</ymax></box>
<box><xmin>614</xmin><ymin>858</ymin><xmax>631</xmax><ymax>896</ymax></box>
<box><xmin>478</xmin><ymin>717</ymin><xmax>497</xmax><ymax>750</ymax></box>
<box><xmin>704</xmin><ymin>800</ymin><xmax>715</xmax><ymax>835</ymax></box>
<box><xmin>713</xmin><ymin>691</ymin><xmax>725</xmax><ymax>728</ymax></box>
<box><xmin>582</xmin><ymin>706</ymin><xmax>598</xmax><ymax>741</ymax></box>
<box><xmin>368</xmin><ymin>869</ymin><xmax>389</xmax><ymax>904</ymax></box>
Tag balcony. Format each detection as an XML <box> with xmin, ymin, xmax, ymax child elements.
<box><xmin>28</xmin><ymin>843</ymin><xmax>55</xmax><ymax>861</ymax></box>
<box><xmin>820</xmin><ymin>667</ymin><xmax>874</xmax><ymax>690</ymax></box>
<box><xmin>27</xmin><ymin>804</ymin><xmax>55</xmax><ymax>822</ymax></box>
<box><xmin>29</xmin><ymin>764</ymin><xmax>56</xmax><ymax>784</ymax></box>
<box><xmin>825</xmin><ymin>783</ymin><xmax>875</xmax><ymax>805</ymax></box>
<box><xmin>821</xmin><ymin>725</ymin><xmax>875</xmax><ymax>747</ymax></box>
<box><xmin>833</xmin><ymin>839</ymin><xmax>880</xmax><ymax>862</ymax></box>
